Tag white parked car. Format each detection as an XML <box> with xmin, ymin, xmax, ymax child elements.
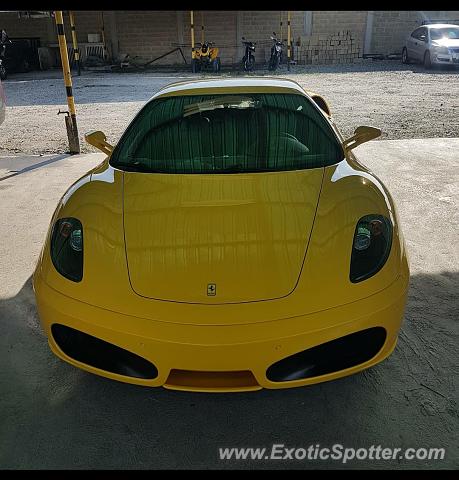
<box><xmin>402</xmin><ymin>23</ymin><xmax>459</xmax><ymax>68</ymax></box>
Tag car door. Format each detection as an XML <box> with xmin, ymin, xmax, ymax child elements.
<box><xmin>406</xmin><ymin>28</ymin><xmax>420</xmax><ymax>59</ymax></box>
<box><xmin>411</xmin><ymin>27</ymin><xmax>428</xmax><ymax>61</ymax></box>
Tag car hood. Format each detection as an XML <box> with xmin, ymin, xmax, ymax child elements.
<box><xmin>432</xmin><ymin>38</ymin><xmax>459</xmax><ymax>48</ymax></box>
<box><xmin>123</xmin><ymin>169</ymin><xmax>324</xmax><ymax>304</ymax></box>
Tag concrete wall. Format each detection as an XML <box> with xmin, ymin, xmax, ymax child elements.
<box><xmin>182</xmin><ymin>11</ymin><xmax>304</xmax><ymax>65</ymax></box>
<box><xmin>0</xmin><ymin>11</ymin><xmax>53</xmax><ymax>42</ymax></box>
<box><xmin>115</xmin><ymin>11</ymin><xmax>180</xmax><ymax>64</ymax></box>
<box><xmin>62</xmin><ymin>11</ymin><xmax>113</xmax><ymax>46</ymax></box>
<box><xmin>0</xmin><ymin>10</ymin><xmax>306</xmax><ymax>66</ymax></box>
<box><xmin>1</xmin><ymin>10</ymin><xmax>459</xmax><ymax>67</ymax></box>
<box><xmin>239</xmin><ymin>11</ymin><xmax>304</xmax><ymax>63</ymax></box>
<box><xmin>182</xmin><ymin>11</ymin><xmax>238</xmax><ymax>65</ymax></box>
<box><xmin>312</xmin><ymin>11</ymin><xmax>367</xmax><ymax>44</ymax></box>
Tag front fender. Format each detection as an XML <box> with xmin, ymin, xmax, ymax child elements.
<box><xmin>36</xmin><ymin>159</ymin><xmax>130</xmax><ymax>307</ymax></box>
<box><xmin>293</xmin><ymin>156</ymin><xmax>408</xmax><ymax>313</ymax></box>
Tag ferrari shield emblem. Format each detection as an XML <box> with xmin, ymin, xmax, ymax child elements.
<box><xmin>207</xmin><ymin>283</ymin><xmax>216</xmax><ymax>296</ymax></box>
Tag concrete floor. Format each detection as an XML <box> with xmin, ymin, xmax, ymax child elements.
<box><xmin>0</xmin><ymin>139</ymin><xmax>458</xmax><ymax>469</ymax></box>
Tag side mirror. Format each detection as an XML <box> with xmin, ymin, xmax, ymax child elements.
<box><xmin>342</xmin><ymin>126</ymin><xmax>381</xmax><ymax>152</ymax></box>
<box><xmin>273</xmin><ymin>31</ymin><xmax>277</xmax><ymax>36</ymax></box>
<box><xmin>84</xmin><ymin>130</ymin><xmax>114</xmax><ymax>156</ymax></box>
<box><xmin>310</xmin><ymin>94</ymin><xmax>331</xmax><ymax>116</ymax></box>
<box><xmin>242</xmin><ymin>36</ymin><xmax>245</xmax><ymax>40</ymax></box>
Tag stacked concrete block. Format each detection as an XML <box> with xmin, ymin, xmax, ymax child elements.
<box><xmin>296</xmin><ymin>30</ymin><xmax>362</xmax><ymax>65</ymax></box>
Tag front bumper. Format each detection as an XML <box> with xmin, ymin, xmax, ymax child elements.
<box><xmin>34</xmin><ymin>271</ymin><xmax>409</xmax><ymax>392</ymax></box>
<box><xmin>433</xmin><ymin>51</ymin><xmax>459</xmax><ymax>64</ymax></box>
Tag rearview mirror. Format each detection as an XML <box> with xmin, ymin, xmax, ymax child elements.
<box><xmin>342</xmin><ymin>126</ymin><xmax>381</xmax><ymax>152</ymax></box>
<box><xmin>84</xmin><ymin>130</ymin><xmax>114</xmax><ymax>156</ymax></box>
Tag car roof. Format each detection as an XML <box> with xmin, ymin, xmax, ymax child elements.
<box><xmin>152</xmin><ymin>77</ymin><xmax>308</xmax><ymax>100</ymax></box>
<box><xmin>423</xmin><ymin>23</ymin><xmax>459</xmax><ymax>29</ymax></box>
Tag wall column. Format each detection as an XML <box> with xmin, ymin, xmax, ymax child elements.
<box><xmin>236</xmin><ymin>10</ymin><xmax>243</xmax><ymax>63</ymax></box>
<box><xmin>45</xmin><ymin>13</ymin><xmax>56</xmax><ymax>44</ymax></box>
<box><xmin>364</xmin><ymin>11</ymin><xmax>374</xmax><ymax>54</ymax></box>
<box><xmin>108</xmin><ymin>11</ymin><xmax>118</xmax><ymax>62</ymax></box>
<box><xmin>177</xmin><ymin>10</ymin><xmax>184</xmax><ymax>46</ymax></box>
<box><xmin>303</xmin><ymin>11</ymin><xmax>313</xmax><ymax>35</ymax></box>
<box><xmin>176</xmin><ymin>10</ymin><xmax>184</xmax><ymax>63</ymax></box>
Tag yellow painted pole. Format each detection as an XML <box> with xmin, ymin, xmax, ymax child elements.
<box><xmin>287</xmin><ymin>10</ymin><xmax>291</xmax><ymax>71</ymax></box>
<box><xmin>69</xmin><ymin>11</ymin><xmax>81</xmax><ymax>76</ymax></box>
<box><xmin>190</xmin><ymin>11</ymin><xmax>195</xmax><ymax>59</ymax></box>
<box><xmin>201</xmin><ymin>11</ymin><xmax>204</xmax><ymax>44</ymax></box>
<box><xmin>55</xmin><ymin>10</ymin><xmax>80</xmax><ymax>154</ymax></box>
<box><xmin>100</xmin><ymin>11</ymin><xmax>107</xmax><ymax>60</ymax></box>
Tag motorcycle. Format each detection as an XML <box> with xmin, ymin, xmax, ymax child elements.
<box><xmin>268</xmin><ymin>31</ymin><xmax>283</xmax><ymax>71</ymax></box>
<box><xmin>0</xmin><ymin>29</ymin><xmax>12</xmax><ymax>80</ymax></box>
<box><xmin>192</xmin><ymin>41</ymin><xmax>221</xmax><ymax>74</ymax></box>
<box><xmin>241</xmin><ymin>37</ymin><xmax>256</xmax><ymax>71</ymax></box>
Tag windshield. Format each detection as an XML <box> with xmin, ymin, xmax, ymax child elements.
<box><xmin>111</xmin><ymin>93</ymin><xmax>344</xmax><ymax>174</ymax></box>
<box><xmin>430</xmin><ymin>27</ymin><xmax>459</xmax><ymax>40</ymax></box>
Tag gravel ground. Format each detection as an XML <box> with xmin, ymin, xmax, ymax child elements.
<box><xmin>1</xmin><ymin>60</ymin><xmax>458</xmax><ymax>155</ymax></box>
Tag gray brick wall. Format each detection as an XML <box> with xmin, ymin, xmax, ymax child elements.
<box><xmin>239</xmin><ymin>11</ymin><xmax>305</xmax><ymax>64</ymax></box>
<box><xmin>181</xmin><ymin>11</ymin><xmax>238</xmax><ymax>65</ymax></box>
<box><xmin>312</xmin><ymin>10</ymin><xmax>367</xmax><ymax>40</ymax></box>
<box><xmin>0</xmin><ymin>11</ymin><xmax>52</xmax><ymax>42</ymax></box>
<box><xmin>1</xmin><ymin>10</ymin><xmax>458</xmax><ymax>66</ymax></box>
<box><xmin>116</xmin><ymin>11</ymin><xmax>180</xmax><ymax>64</ymax></box>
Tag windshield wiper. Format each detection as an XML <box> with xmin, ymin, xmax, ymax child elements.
<box><xmin>216</xmin><ymin>165</ymin><xmax>287</xmax><ymax>173</ymax></box>
<box><xmin>215</xmin><ymin>164</ymin><xmax>272</xmax><ymax>173</ymax></box>
<box><xmin>114</xmin><ymin>161</ymin><xmax>166</xmax><ymax>173</ymax></box>
<box><xmin>214</xmin><ymin>164</ymin><xmax>245</xmax><ymax>173</ymax></box>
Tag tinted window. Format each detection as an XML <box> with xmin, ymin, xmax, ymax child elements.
<box><xmin>411</xmin><ymin>28</ymin><xmax>422</xmax><ymax>39</ymax></box>
<box><xmin>111</xmin><ymin>93</ymin><xmax>344</xmax><ymax>174</ymax></box>
<box><xmin>411</xmin><ymin>27</ymin><xmax>427</xmax><ymax>40</ymax></box>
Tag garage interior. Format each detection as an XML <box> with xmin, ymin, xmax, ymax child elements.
<box><xmin>0</xmin><ymin>9</ymin><xmax>458</xmax><ymax>471</ymax></box>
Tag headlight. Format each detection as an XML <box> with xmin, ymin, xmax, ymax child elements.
<box><xmin>434</xmin><ymin>46</ymin><xmax>450</xmax><ymax>55</ymax></box>
<box><xmin>350</xmin><ymin>214</ymin><xmax>392</xmax><ymax>283</ymax></box>
<box><xmin>50</xmin><ymin>217</ymin><xmax>83</xmax><ymax>282</ymax></box>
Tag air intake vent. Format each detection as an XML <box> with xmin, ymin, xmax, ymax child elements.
<box><xmin>51</xmin><ymin>324</ymin><xmax>158</xmax><ymax>379</ymax></box>
<box><xmin>267</xmin><ymin>327</ymin><xmax>386</xmax><ymax>382</ymax></box>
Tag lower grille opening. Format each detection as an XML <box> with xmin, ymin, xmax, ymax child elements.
<box><xmin>266</xmin><ymin>327</ymin><xmax>387</xmax><ymax>382</ymax></box>
<box><xmin>51</xmin><ymin>324</ymin><xmax>158</xmax><ymax>380</ymax></box>
<box><xmin>166</xmin><ymin>369</ymin><xmax>259</xmax><ymax>391</ymax></box>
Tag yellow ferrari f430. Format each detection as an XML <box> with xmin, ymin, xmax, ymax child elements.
<box><xmin>33</xmin><ymin>78</ymin><xmax>410</xmax><ymax>392</ymax></box>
